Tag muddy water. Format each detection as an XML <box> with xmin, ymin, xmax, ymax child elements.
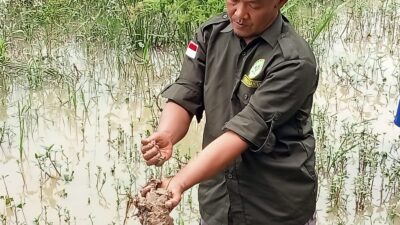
<box><xmin>314</xmin><ymin>1</ymin><xmax>400</xmax><ymax>224</ymax></box>
<box><xmin>0</xmin><ymin>41</ymin><xmax>202</xmax><ymax>224</ymax></box>
<box><xmin>1</xmin><ymin>2</ymin><xmax>400</xmax><ymax>225</ymax></box>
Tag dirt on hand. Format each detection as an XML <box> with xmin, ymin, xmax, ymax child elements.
<box><xmin>133</xmin><ymin>179</ymin><xmax>174</xmax><ymax>225</ymax></box>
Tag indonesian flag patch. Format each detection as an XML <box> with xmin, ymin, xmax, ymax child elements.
<box><xmin>185</xmin><ymin>41</ymin><xmax>198</xmax><ymax>59</ymax></box>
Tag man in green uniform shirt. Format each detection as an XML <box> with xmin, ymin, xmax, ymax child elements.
<box><xmin>141</xmin><ymin>0</ymin><xmax>319</xmax><ymax>224</ymax></box>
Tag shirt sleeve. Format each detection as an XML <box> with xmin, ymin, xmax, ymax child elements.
<box><xmin>161</xmin><ymin>29</ymin><xmax>207</xmax><ymax>122</ymax></box>
<box><xmin>224</xmin><ymin>59</ymin><xmax>319</xmax><ymax>150</ymax></box>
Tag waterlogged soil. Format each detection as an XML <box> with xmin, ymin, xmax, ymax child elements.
<box><xmin>133</xmin><ymin>179</ymin><xmax>174</xmax><ymax>225</ymax></box>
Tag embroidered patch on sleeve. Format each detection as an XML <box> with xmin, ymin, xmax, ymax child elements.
<box><xmin>185</xmin><ymin>41</ymin><xmax>198</xmax><ymax>59</ymax></box>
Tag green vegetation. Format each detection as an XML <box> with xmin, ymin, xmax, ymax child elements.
<box><xmin>1</xmin><ymin>0</ymin><xmax>342</xmax><ymax>48</ymax></box>
<box><xmin>0</xmin><ymin>38</ymin><xmax>5</xmax><ymax>63</ymax></box>
<box><xmin>2</xmin><ymin>0</ymin><xmax>225</xmax><ymax>47</ymax></box>
<box><xmin>0</xmin><ymin>0</ymin><xmax>344</xmax><ymax>92</ymax></box>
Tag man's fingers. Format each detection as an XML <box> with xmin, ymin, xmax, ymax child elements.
<box><xmin>165</xmin><ymin>200</ymin><xmax>174</xmax><ymax>209</ymax></box>
<box><xmin>141</xmin><ymin>132</ymin><xmax>161</xmax><ymax>144</ymax></box>
<box><xmin>141</xmin><ymin>135</ymin><xmax>158</xmax><ymax>147</ymax></box>
<box><xmin>141</xmin><ymin>138</ymin><xmax>151</xmax><ymax>145</ymax></box>
<box><xmin>141</xmin><ymin>142</ymin><xmax>155</xmax><ymax>154</ymax></box>
<box><xmin>140</xmin><ymin>132</ymin><xmax>170</xmax><ymax>166</ymax></box>
<box><xmin>140</xmin><ymin>185</ymin><xmax>152</xmax><ymax>197</ymax></box>
<box><xmin>165</xmin><ymin>195</ymin><xmax>181</xmax><ymax>209</ymax></box>
<box><xmin>146</xmin><ymin>152</ymin><xmax>163</xmax><ymax>166</ymax></box>
<box><xmin>143</xmin><ymin>146</ymin><xmax>160</xmax><ymax>161</ymax></box>
<box><xmin>141</xmin><ymin>139</ymin><xmax>158</xmax><ymax>154</ymax></box>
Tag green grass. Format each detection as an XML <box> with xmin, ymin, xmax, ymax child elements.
<box><xmin>0</xmin><ymin>38</ymin><xmax>5</xmax><ymax>63</ymax></box>
<box><xmin>1</xmin><ymin>0</ymin><xmax>342</xmax><ymax>49</ymax></box>
<box><xmin>282</xmin><ymin>0</ymin><xmax>349</xmax><ymax>45</ymax></box>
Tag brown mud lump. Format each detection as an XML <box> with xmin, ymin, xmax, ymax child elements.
<box><xmin>133</xmin><ymin>179</ymin><xmax>174</xmax><ymax>225</ymax></box>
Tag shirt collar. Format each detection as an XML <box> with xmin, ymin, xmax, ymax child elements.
<box><xmin>260</xmin><ymin>13</ymin><xmax>284</xmax><ymax>47</ymax></box>
<box><xmin>220</xmin><ymin>13</ymin><xmax>284</xmax><ymax>47</ymax></box>
<box><xmin>221</xmin><ymin>22</ymin><xmax>233</xmax><ymax>33</ymax></box>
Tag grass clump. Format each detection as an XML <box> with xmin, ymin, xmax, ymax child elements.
<box><xmin>2</xmin><ymin>0</ymin><xmax>225</xmax><ymax>48</ymax></box>
<box><xmin>1</xmin><ymin>0</ymin><xmax>347</xmax><ymax>49</ymax></box>
<box><xmin>134</xmin><ymin>0</ymin><xmax>225</xmax><ymax>43</ymax></box>
<box><xmin>282</xmin><ymin>0</ymin><xmax>348</xmax><ymax>44</ymax></box>
<box><xmin>0</xmin><ymin>38</ymin><xmax>5</xmax><ymax>63</ymax></box>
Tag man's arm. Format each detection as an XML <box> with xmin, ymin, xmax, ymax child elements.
<box><xmin>157</xmin><ymin>101</ymin><xmax>193</xmax><ymax>144</ymax></box>
<box><xmin>165</xmin><ymin>130</ymin><xmax>248</xmax><ymax>208</ymax></box>
<box><xmin>141</xmin><ymin>101</ymin><xmax>193</xmax><ymax>165</ymax></box>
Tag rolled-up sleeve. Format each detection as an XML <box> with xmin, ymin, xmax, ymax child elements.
<box><xmin>161</xmin><ymin>29</ymin><xmax>206</xmax><ymax>122</ymax></box>
<box><xmin>224</xmin><ymin>59</ymin><xmax>318</xmax><ymax>150</ymax></box>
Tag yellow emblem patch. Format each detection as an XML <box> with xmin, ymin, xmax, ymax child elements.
<box><xmin>241</xmin><ymin>74</ymin><xmax>261</xmax><ymax>88</ymax></box>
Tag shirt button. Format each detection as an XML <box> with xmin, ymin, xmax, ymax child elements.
<box><xmin>241</xmin><ymin>52</ymin><xmax>247</xmax><ymax>56</ymax></box>
<box><xmin>244</xmin><ymin>94</ymin><xmax>249</xmax><ymax>100</ymax></box>
<box><xmin>227</xmin><ymin>174</ymin><xmax>233</xmax><ymax>179</ymax></box>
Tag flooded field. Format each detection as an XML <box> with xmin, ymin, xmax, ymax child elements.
<box><xmin>1</xmin><ymin>0</ymin><xmax>400</xmax><ymax>224</ymax></box>
<box><xmin>314</xmin><ymin>1</ymin><xmax>400</xmax><ymax>224</ymax></box>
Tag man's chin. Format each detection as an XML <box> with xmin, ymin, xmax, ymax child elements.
<box><xmin>233</xmin><ymin>30</ymin><xmax>254</xmax><ymax>40</ymax></box>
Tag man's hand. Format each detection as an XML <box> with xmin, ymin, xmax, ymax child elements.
<box><xmin>141</xmin><ymin>131</ymin><xmax>173</xmax><ymax>166</ymax></box>
<box><xmin>140</xmin><ymin>102</ymin><xmax>192</xmax><ymax>166</ymax></box>
<box><xmin>140</xmin><ymin>177</ymin><xmax>184</xmax><ymax>210</ymax></box>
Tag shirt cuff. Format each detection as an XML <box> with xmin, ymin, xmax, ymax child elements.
<box><xmin>224</xmin><ymin>105</ymin><xmax>278</xmax><ymax>153</ymax></box>
<box><xmin>161</xmin><ymin>83</ymin><xmax>204</xmax><ymax>122</ymax></box>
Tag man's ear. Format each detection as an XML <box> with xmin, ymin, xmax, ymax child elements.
<box><xmin>277</xmin><ymin>0</ymin><xmax>288</xmax><ymax>9</ymax></box>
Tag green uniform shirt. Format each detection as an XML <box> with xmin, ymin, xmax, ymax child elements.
<box><xmin>162</xmin><ymin>13</ymin><xmax>319</xmax><ymax>225</ymax></box>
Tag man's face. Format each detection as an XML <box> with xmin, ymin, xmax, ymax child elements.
<box><xmin>226</xmin><ymin>0</ymin><xmax>287</xmax><ymax>40</ymax></box>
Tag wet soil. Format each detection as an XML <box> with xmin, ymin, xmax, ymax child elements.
<box><xmin>133</xmin><ymin>179</ymin><xmax>174</xmax><ymax>225</ymax></box>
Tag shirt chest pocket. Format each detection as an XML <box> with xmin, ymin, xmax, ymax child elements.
<box><xmin>237</xmin><ymin>81</ymin><xmax>258</xmax><ymax>107</ymax></box>
<box><xmin>236</xmin><ymin>62</ymin><xmax>266</xmax><ymax>106</ymax></box>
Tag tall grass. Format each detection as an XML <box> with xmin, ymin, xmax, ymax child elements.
<box><xmin>1</xmin><ymin>0</ymin><xmax>222</xmax><ymax>47</ymax></box>
<box><xmin>2</xmin><ymin>0</ymin><xmax>339</xmax><ymax>49</ymax></box>
<box><xmin>0</xmin><ymin>38</ymin><xmax>5</xmax><ymax>63</ymax></box>
<box><xmin>0</xmin><ymin>37</ymin><xmax>6</xmax><ymax>94</ymax></box>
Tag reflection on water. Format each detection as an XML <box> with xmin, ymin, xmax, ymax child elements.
<box><xmin>1</xmin><ymin>1</ymin><xmax>400</xmax><ymax>225</ymax></box>
<box><xmin>0</xmin><ymin>40</ymin><xmax>202</xmax><ymax>224</ymax></box>
<box><xmin>314</xmin><ymin>1</ymin><xmax>400</xmax><ymax>224</ymax></box>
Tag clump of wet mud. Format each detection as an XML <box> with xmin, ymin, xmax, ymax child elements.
<box><xmin>133</xmin><ymin>179</ymin><xmax>174</xmax><ymax>225</ymax></box>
